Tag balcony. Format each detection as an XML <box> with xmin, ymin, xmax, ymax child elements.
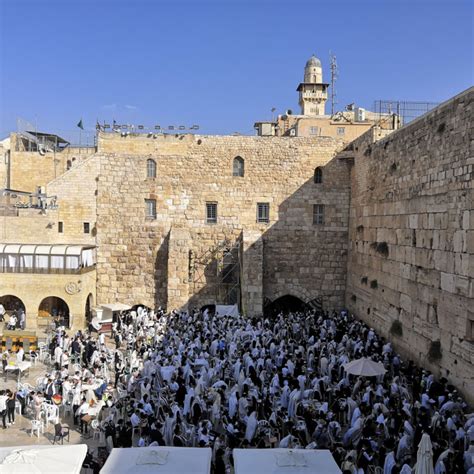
<box><xmin>0</xmin><ymin>244</ymin><xmax>96</xmax><ymax>274</ymax></box>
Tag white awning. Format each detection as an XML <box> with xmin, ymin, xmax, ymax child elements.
<box><xmin>0</xmin><ymin>244</ymin><xmax>95</xmax><ymax>256</ymax></box>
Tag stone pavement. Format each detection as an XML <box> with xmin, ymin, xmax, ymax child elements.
<box><xmin>0</xmin><ymin>358</ymin><xmax>102</xmax><ymax>450</ymax></box>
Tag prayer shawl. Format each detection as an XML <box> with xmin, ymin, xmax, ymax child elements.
<box><xmin>245</xmin><ymin>411</ymin><xmax>258</xmax><ymax>442</ymax></box>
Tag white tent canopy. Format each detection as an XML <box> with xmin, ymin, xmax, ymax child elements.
<box><xmin>100</xmin><ymin>446</ymin><xmax>212</xmax><ymax>474</ymax></box>
<box><xmin>233</xmin><ymin>448</ymin><xmax>342</xmax><ymax>474</ymax></box>
<box><xmin>215</xmin><ymin>304</ymin><xmax>239</xmax><ymax>317</ymax></box>
<box><xmin>0</xmin><ymin>444</ymin><xmax>87</xmax><ymax>474</ymax></box>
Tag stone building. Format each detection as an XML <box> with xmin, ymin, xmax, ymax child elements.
<box><xmin>0</xmin><ymin>57</ymin><xmax>472</xmax><ymax>401</ymax></box>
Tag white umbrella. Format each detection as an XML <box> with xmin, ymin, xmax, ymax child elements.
<box><xmin>343</xmin><ymin>357</ymin><xmax>387</xmax><ymax>377</ymax></box>
<box><xmin>414</xmin><ymin>433</ymin><xmax>434</xmax><ymax>474</ymax></box>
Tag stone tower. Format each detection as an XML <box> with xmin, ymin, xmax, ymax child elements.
<box><xmin>297</xmin><ymin>55</ymin><xmax>329</xmax><ymax>116</ymax></box>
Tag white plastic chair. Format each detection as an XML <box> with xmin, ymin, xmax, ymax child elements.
<box><xmin>30</xmin><ymin>419</ymin><xmax>44</xmax><ymax>438</ymax></box>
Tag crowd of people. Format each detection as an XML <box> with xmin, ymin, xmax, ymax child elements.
<box><xmin>2</xmin><ymin>306</ymin><xmax>473</xmax><ymax>473</ymax></box>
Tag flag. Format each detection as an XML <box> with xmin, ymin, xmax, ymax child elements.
<box><xmin>77</xmin><ymin>119</ymin><xmax>84</xmax><ymax>130</ymax></box>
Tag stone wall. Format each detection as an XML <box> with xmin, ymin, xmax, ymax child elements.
<box><xmin>9</xmin><ymin>134</ymin><xmax>95</xmax><ymax>192</ymax></box>
<box><xmin>95</xmin><ymin>133</ymin><xmax>350</xmax><ymax>313</ymax></box>
<box><xmin>345</xmin><ymin>88</ymin><xmax>474</xmax><ymax>402</ymax></box>
<box><xmin>0</xmin><ymin>154</ymin><xmax>98</xmax><ymax>245</ymax></box>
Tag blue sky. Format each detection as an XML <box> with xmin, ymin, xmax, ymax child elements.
<box><xmin>0</xmin><ymin>0</ymin><xmax>472</xmax><ymax>141</ymax></box>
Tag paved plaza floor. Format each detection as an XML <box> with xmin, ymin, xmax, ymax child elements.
<box><xmin>1</xmin><ymin>352</ymin><xmax>103</xmax><ymax>451</ymax></box>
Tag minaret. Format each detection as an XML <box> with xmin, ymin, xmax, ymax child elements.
<box><xmin>297</xmin><ymin>55</ymin><xmax>329</xmax><ymax>116</ymax></box>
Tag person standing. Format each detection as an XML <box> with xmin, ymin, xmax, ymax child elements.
<box><xmin>0</xmin><ymin>390</ymin><xmax>8</xmax><ymax>429</ymax></box>
<box><xmin>6</xmin><ymin>390</ymin><xmax>16</xmax><ymax>425</ymax></box>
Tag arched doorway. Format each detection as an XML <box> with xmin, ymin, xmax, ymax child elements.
<box><xmin>38</xmin><ymin>296</ymin><xmax>70</xmax><ymax>329</ymax></box>
<box><xmin>85</xmin><ymin>293</ymin><xmax>94</xmax><ymax>323</ymax></box>
<box><xmin>264</xmin><ymin>294</ymin><xmax>309</xmax><ymax>317</ymax></box>
<box><xmin>0</xmin><ymin>295</ymin><xmax>26</xmax><ymax>328</ymax></box>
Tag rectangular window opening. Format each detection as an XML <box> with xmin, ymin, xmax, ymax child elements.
<box><xmin>83</xmin><ymin>222</ymin><xmax>90</xmax><ymax>234</ymax></box>
<box><xmin>257</xmin><ymin>202</ymin><xmax>270</xmax><ymax>223</ymax></box>
<box><xmin>313</xmin><ymin>204</ymin><xmax>325</xmax><ymax>225</ymax></box>
<box><xmin>58</xmin><ymin>221</ymin><xmax>63</xmax><ymax>233</ymax></box>
<box><xmin>337</xmin><ymin>127</ymin><xmax>345</xmax><ymax>136</ymax></box>
<box><xmin>206</xmin><ymin>202</ymin><xmax>217</xmax><ymax>224</ymax></box>
<box><xmin>145</xmin><ymin>199</ymin><xmax>157</xmax><ymax>219</ymax></box>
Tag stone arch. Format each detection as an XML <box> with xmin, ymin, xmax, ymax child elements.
<box><xmin>38</xmin><ymin>296</ymin><xmax>70</xmax><ymax>328</ymax></box>
<box><xmin>267</xmin><ymin>285</ymin><xmax>312</xmax><ymax>306</ymax></box>
<box><xmin>0</xmin><ymin>295</ymin><xmax>26</xmax><ymax>327</ymax></box>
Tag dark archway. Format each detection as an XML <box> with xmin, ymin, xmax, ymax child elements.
<box><xmin>264</xmin><ymin>294</ymin><xmax>309</xmax><ymax>317</ymax></box>
<box><xmin>0</xmin><ymin>295</ymin><xmax>26</xmax><ymax>328</ymax></box>
<box><xmin>85</xmin><ymin>293</ymin><xmax>94</xmax><ymax>323</ymax></box>
<box><xmin>201</xmin><ymin>304</ymin><xmax>216</xmax><ymax>316</ymax></box>
<box><xmin>38</xmin><ymin>296</ymin><xmax>70</xmax><ymax>328</ymax></box>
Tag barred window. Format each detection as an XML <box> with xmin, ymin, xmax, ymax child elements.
<box><xmin>313</xmin><ymin>204</ymin><xmax>324</xmax><ymax>225</ymax></box>
<box><xmin>147</xmin><ymin>159</ymin><xmax>157</xmax><ymax>178</ymax></box>
<box><xmin>337</xmin><ymin>127</ymin><xmax>345</xmax><ymax>136</ymax></box>
<box><xmin>233</xmin><ymin>156</ymin><xmax>244</xmax><ymax>177</ymax></box>
<box><xmin>310</xmin><ymin>126</ymin><xmax>318</xmax><ymax>136</ymax></box>
<box><xmin>206</xmin><ymin>202</ymin><xmax>217</xmax><ymax>224</ymax></box>
<box><xmin>257</xmin><ymin>202</ymin><xmax>270</xmax><ymax>223</ymax></box>
<box><xmin>145</xmin><ymin>199</ymin><xmax>156</xmax><ymax>219</ymax></box>
<box><xmin>314</xmin><ymin>167</ymin><xmax>323</xmax><ymax>184</ymax></box>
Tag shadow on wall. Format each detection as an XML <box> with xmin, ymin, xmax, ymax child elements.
<box><xmin>159</xmin><ymin>150</ymin><xmax>352</xmax><ymax>316</ymax></box>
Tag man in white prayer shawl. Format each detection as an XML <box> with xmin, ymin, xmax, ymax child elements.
<box><xmin>244</xmin><ymin>411</ymin><xmax>258</xmax><ymax>442</ymax></box>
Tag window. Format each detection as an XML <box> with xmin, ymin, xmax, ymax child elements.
<box><xmin>313</xmin><ymin>204</ymin><xmax>324</xmax><ymax>225</ymax></box>
<box><xmin>310</xmin><ymin>126</ymin><xmax>318</xmax><ymax>136</ymax></box>
<box><xmin>58</xmin><ymin>221</ymin><xmax>63</xmax><ymax>233</ymax></box>
<box><xmin>233</xmin><ymin>156</ymin><xmax>244</xmax><ymax>177</ymax></box>
<box><xmin>145</xmin><ymin>199</ymin><xmax>157</xmax><ymax>219</ymax></box>
<box><xmin>337</xmin><ymin>127</ymin><xmax>345</xmax><ymax>136</ymax></box>
<box><xmin>66</xmin><ymin>160</ymin><xmax>72</xmax><ymax>170</ymax></box>
<box><xmin>257</xmin><ymin>203</ymin><xmax>270</xmax><ymax>223</ymax></box>
<box><xmin>206</xmin><ymin>202</ymin><xmax>217</xmax><ymax>224</ymax></box>
<box><xmin>83</xmin><ymin>222</ymin><xmax>90</xmax><ymax>234</ymax></box>
<box><xmin>314</xmin><ymin>167</ymin><xmax>323</xmax><ymax>184</ymax></box>
<box><xmin>147</xmin><ymin>159</ymin><xmax>156</xmax><ymax>178</ymax></box>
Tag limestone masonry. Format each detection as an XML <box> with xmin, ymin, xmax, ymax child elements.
<box><xmin>0</xmin><ymin>57</ymin><xmax>472</xmax><ymax>401</ymax></box>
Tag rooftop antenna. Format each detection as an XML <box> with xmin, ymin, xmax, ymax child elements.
<box><xmin>271</xmin><ymin>107</ymin><xmax>276</xmax><ymax>121</ymax></box>
<box><xmin>329</xmin><ymin>51</ymin><xmax>338</xmax><ymax>116</ymax></box>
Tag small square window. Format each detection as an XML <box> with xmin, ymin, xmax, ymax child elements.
<box><xmin>83</xmin><ymin>222</ymin><xmax>90</xmax><ymax>234</ymax></box>
<box><xmin>58</xmin><ymin>221</ymin><xmax>63</xmax><ymax>233</ymax></box>
<box><xmin>313</xmin><ymin>204</ymin><xmax>325</xmax><ymax>225</ymax></box>
<box><xmin>337</xmin><ymin>127</ymin><xmax>345</xmax><ymax>136</ymax></box>
<box><xmin>310</xmin><ymin>126</ymin><xmax>318</xmax><ymax>136</ymax></box>
<box><xmin>257</xmin><ymin>203</ymin><xmax>270</xmax><ymax>223</ymax></box>
<box><xmin>206</xmin><ymin>202</ymin><xmax>217</xmax><ymax>224</ymax></box>
<box><xmin>145</xmin><ymin>199</ymin><xmax>157</xmax><ymax>219</ymax></box>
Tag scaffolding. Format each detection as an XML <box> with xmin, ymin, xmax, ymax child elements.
<box><xmin>189</xmin><ymin>236</ymin><xmax>241</xmax><ymax>308</ymax></box>
<box><xmin>374</xmin><ymin>100</ymin><xmax>439</xmax><ymax>127</ymax></box>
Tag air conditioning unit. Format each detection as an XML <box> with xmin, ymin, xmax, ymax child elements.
<box><xmin>354</xmin><ymin>107</ymin><xmax>366</xmax><ymax>122</ymax></box>
<box><xmin>289</xmin><ymin>129</ymin><xmax>296</xmax><ymax>137</ymax></box>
